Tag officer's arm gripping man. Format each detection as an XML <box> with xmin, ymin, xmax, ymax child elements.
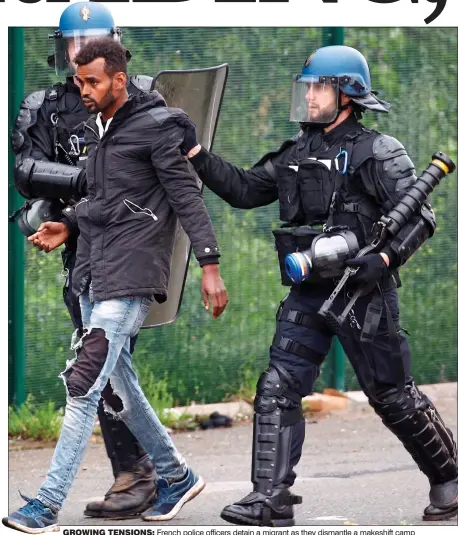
<box><xmin>188</xmin><ymin>146</ymin><xmax>281</xmax><ymax>209</ymax></box>
<box><xmin>359</xmin><ymin>135</ymin><xmax>436</xmax><ymax>268</ymax></box>
<box><xmin>11</xmin><ymin>91</ymin><xmax>85</xmax><ymax>203</ymax></box>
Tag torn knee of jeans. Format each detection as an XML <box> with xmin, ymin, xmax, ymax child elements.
<box><xmin>63</xmin><ymin>328</ymin><xmax>109</xmax><ymax>398</ymax></box>
<box><xmin>102</xmin><ymin>381</ymin><xmax>124</xmax><ymax>413</ymax></box>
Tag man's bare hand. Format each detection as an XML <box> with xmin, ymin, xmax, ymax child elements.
<box><xmin>28</xmin><ymin>221</ymin><xmax>70</xmax><ymax>253</ymax></box>
<box><xmin>201</xmin><ymin>264</ymin><xmax>229</xmax><ymax>318</ymax></box>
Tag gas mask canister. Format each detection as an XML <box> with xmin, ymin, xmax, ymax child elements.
<box><xmin>285</xmin><ymin>228</ymin><xmax>360</xmax><ymax>284</ymax></box>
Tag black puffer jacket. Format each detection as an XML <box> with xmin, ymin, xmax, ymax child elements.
<box><xmin>71</xmin><ymin>90</ymin><xmax>220</xmax><ymax>302</ymax></box>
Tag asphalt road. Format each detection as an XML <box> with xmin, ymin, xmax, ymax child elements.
<box><xmin>5</xmin><ymin>384</ymin><xmax>458</xmax><ymax>529</ymax></box>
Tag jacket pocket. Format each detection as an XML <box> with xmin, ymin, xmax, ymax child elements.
<box><xmin>123</xmin><ymin>199</ymin><xmax>158</xmax><ymax>221</ymax></box>
<box><xmin>297</xmin><ymin>158</ymin><xmax>335</xmax><ymax>216</ymax></box>
<box><xmin>276</xmin><ymin>164</ymin><xmax>304</xmax><ymax>223</ymax></box>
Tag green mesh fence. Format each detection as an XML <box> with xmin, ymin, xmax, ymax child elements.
<box><xmin>12</xmin><ymin>27</ymin><xmax>457</xmax><ymax>408</ymax></box>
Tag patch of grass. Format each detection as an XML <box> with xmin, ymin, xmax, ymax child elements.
<box><xmin>223</xmin><ymin>360</ymin><xmax>258</xmax><ymax>403</ymax></box>
<box><xmin>8</xmin><ymin>395</ymin><xmax>63</xmax><ymax>441</ymax></box>
<box><xmin>135</xmin><ymin>362</ymin><xmax>174</xmax><ymax>417</ymax></box>
<box><xmin>9</xmin><ymin>368</ymin><xmax>201</xmax><ymax>444</ymax></box>
<box><xmin>238</xmin><ymin>364</ymin><xmax>258</xmax><ymax>402</ymax></box>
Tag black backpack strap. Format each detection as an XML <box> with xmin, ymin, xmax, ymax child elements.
<box><xmin>44</xmin><ymin>84</ymin><xmax>66</xmax><ymax>160</ymax></box>
<box><xmin>324</xmin><ymin>130</ymin><xmax>361</xmax><ymax>230</ymax></box>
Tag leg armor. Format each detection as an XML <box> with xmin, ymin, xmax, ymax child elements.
<box><xmin>370</xmin><ymin>381</ymin><xmax>458</xmax><ymax>521</ymax></box>
<box><xmin>221</xmin><ymin>363</ymin><xmax>303</xmax><ymax>527</ymax></box>
<box><xmin>252</xmin><ymin>362</ymin><xmax>305</xmax><ymax>495</ymax></box>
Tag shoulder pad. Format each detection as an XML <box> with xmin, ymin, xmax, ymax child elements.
<box><xmin>349</xmin><ymin>131</ymin><xmax>414</xmax><ymax>177</ymax></box>
<box><xmin>373</xmin><ymin>134</ymin><xmax>407</xmax><ymax>160</ymax></box>
<box><xmin>129</xmin><ymin>75</ymin><xmax>154</xmax><ymax>94</ymax></box>
<box><xmin>12</xmin><ymin>91</ymin><xmax>47</xmax><ymax>154</ymax></box>
<box><xmin>21</xmin><ymin>90</ymin><xmax>45</xmax><ymax>111</ymax></box>
<box><xmin>373</xmin><ymin>134</ymin><xmax>416</xmax><ymax>181</ymax></box>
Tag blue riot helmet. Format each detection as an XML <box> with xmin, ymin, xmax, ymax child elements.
<box><xmin>50</xmin><ymin>2</ymin><xmax>122</xmax><ymax>77</ymax></box>
<box><xmin>290</xmin><ymin>45</ymin><xmax>391</xmax><ymax>127</ymax></box>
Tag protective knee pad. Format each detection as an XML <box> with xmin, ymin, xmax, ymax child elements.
<box><xmin>252</xmin><ymin>363</ymin><xmax>304</xmax><ymax>495</ymax></box>
<box><xmin>66</xmin><ymin>328</ymin><xmax>108</xmax><ymax>398</ymax></box>
<box><xmin>371</xmin><ymin>382</ymin><xmax>457</xmax><ymax>484</ymax></box>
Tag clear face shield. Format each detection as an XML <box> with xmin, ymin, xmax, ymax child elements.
<box><xmin>289</xmin><ymin>75</ymin><xmax>340</xmax><ymax>126</ymax></box>
<box><xmin>53</xmin><ymin>28</ymin><xmax>120</xmax><ymax>77</ymax></box>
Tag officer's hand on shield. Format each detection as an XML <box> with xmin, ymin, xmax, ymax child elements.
<box><xmin>201</xmin><ymin>264</ymin><xmax>229</xmax><ymax>318</ymax></box>
<box><xmin>28</xmin><ymin>221</ymin><xmax>70</xmax><ymax>253</ymax></box>
<box><xmin>176</xmin><ymin>116</ymin><xmax>201</xmax><ymax>157</ymax></box>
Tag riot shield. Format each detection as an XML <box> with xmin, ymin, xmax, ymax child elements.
<box><xmin>142</xmin><ymin>63</ymin><xmax>229</xmax><ymax>328</ymax></box>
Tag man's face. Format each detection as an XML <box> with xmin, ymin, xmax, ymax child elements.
<box><xmin>76</xmin><ymin>58</ymin><xmax>117</xmax><ymax>114</ymax></box>
<box><xmin>305</xmin><ymin>82</ymin><xmax>338</xmax><ymax>122</ymax></box>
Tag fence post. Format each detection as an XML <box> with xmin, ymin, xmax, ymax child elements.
<box><xmin>322</xmin><ymin>27</ymin><xmax>346</xmax><ymax>392</ymax></box>
<box><xmin>8</xmin><ymin>27</ymin><xmax>26</xmax><ymax>407</ymax></box>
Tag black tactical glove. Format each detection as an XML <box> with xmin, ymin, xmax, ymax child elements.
<box><xmin>174</xmin><ymin>115</ymin><xmax>198</xmax><ymax>155</ymax></box>
<box><xmin>345</xmin><ymin>253</ymin><xmax>389</xmax><ymax>286</ymax></box>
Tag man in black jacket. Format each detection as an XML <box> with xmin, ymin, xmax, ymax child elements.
<box><xmin>10</xmin><ymin>1</ymin><xmax>164</xmax><ymax>520</ymax></box>
<box><xmin>176</xmin><ymin>45</ymin><xmax>458</xmax><ymax>526</ymax></box>
<box><xmin>3</xmin><ymin>38</ymin><xmax>228</xmax><ymax>534</ymax></box>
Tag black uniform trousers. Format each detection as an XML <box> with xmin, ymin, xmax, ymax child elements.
<box><xmin>270</xmin><ymin>281</ymin><xmax>412</xmax><ymax>487</ymax></box>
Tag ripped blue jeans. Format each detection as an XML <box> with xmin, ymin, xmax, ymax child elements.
<box><xmin>36</xmin><ymin>291</ymin><xmax>186</xmax><ymax>511</ymax></box>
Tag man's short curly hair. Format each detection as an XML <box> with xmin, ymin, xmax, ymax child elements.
<box><xmin>74</xmin><ymin>37</ymin><xmax>128</xmax><ymax>77</ymax></box>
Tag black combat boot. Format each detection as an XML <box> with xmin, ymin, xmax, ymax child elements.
<box><xmin>221</xmin><ymin>485</ymin><xmax>301</xmax><ymax>527</ymax></box>
<box><xmin>84</xmin><ymin>454</ymin><xmax>157</xmax><ymax>518</ymax></box>
<box><xmin>423</xmin><ymin>478</ymin><xmax>458</xmax><ymax>521</ymax></box>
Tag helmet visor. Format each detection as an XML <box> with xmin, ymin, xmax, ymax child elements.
<box><xmin>54</xmin><ymin>29</ymin><xmax>117</xmax><ymax>77</ymax></box>
<box><xmin>290</xmin><ymin>75</ymin><xmax>340</xmax><ymax>125</ymax></box>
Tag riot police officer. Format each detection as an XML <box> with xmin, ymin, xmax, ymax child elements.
<box><xmin>11</xmin><ymin>2</ymin><xmax>161</xmax><ymax>519</ymax></box>
<box><xmin>177</xmin><ymin>45</ymin><xmax>458</xmax><ymax>526</ymax></box>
